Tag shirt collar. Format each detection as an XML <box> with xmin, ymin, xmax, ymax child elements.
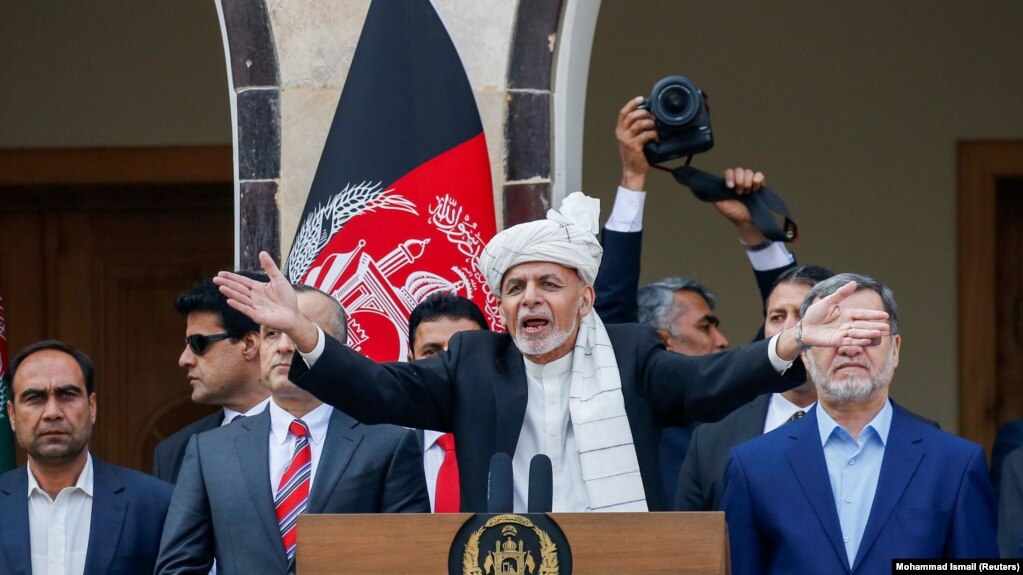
<box><xmin>269</xmin><ymin>398</ymin><xmax>333</xmax><ymax>447</ymax></box>
<box><xmin>523</xmin><ymin>351</ymin><xmax>574</xmax><ymax>378</ymax></box>
<box><xmin>222</xmin><ymin>396</ymin><xmax>272</xmax><ymax>425</ymax></box>
<box><xmin>423</xmin><ymin>429</ymin><xmax>444</xmax><ymax>450</ymax></box>
<box><xmin>817</xmin><ymin>398</ymin><xmax>893</xmax><ymax>446</ymax></box>
<box><xmin>26</xmin><ymin>452</ymin><xmax>94</xmax><ymax>499</ymax></box>
<box><xmin>769</xmin><ymin>392</ymin><xmax>816</xmax><ymax>416</ymax></box>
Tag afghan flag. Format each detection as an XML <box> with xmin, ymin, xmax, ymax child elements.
<box><xmin>0</xmin><ymin>286</ymin><xmax>16</xmax><ymax>473</ymax></box>
<box><xmin>284</xmin><ymin>0</ymin><xmax>499</xmax><ymax>362</ymax></box>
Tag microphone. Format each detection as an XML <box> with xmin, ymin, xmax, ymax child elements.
<box><xmin>527</xmin><ymin>454</ymin><xmax>553</xmax><ymax>513</ymax></box>
<box><xmin>487</xmin><ymin>452</ymin><xmax>513</xmax><ymax>513</ymax></box>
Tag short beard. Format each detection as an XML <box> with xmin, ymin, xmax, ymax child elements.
<box><xmin>807</xmin><ymin>351</ymin><xmax>894</xmax><ymax>403</ymax></box>
<box><xmin>513</xmin><ymin>306</ymin><xmax>579</xmax><ymax>359</ymax></box>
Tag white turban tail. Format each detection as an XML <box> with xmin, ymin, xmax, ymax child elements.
<box><xmin>480</xmin><ymin>192</ymin><xmax>603</xmax><ymax>296</ymax></box>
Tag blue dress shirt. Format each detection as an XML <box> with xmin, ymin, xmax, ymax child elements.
<box><xmin>817</xmin><ymin>399</ymin><xmax>892</xmax><ymax>567</ymax></box>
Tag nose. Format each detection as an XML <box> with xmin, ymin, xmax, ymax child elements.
<box><xmin>837</xmin><ymin>343</ymin><xmax>865</xmax><ymax>356</ymax></box>
<box><xmin>521</xmin><ymin>281</ymin><xmax>542</xmax><ymax>306</ymax></box>
<box><xmin>713</xmin><ymin>328</ymin><xmax>729</xmax><ymax>350</ymax></box>
<box><xmin>179</xmin><ymin>346</ymin><xmax>195</xmax><ymax>368</ymax></box>
<box><xmin>41</xmin><ymin>395</ymin><xmax>63</xmax><ymax>420</ymax></box>
<box><xmin>278</xmin><ymin>332</ymin><xmax>296</xmax><ymax>354</ymax></box>
<box><xmin>782</xmin><ymin>314</ymin><xmax>799</xmax><ymax>332</ymax></box>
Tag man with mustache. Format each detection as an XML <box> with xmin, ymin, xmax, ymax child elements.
<box><xmin>722</xmin><ymin>273</ymin><xmax>998</xmax><ymax>574</ymax></box>
<box><xmin>214</xmin><ymin>194</ymin><xmax>891</xmax><ymax>513</ymax></box>
<box><xmin>0</xmin><ymin>340</ymin><xmax>173</xmax><ymax>574</ymax></box>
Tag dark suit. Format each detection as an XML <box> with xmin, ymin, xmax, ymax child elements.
<box><xmin>594</xmin><ymin>228</ymin><xmax>798</xmax><ymax>502</ymax></box>
<box><xmin>155</xmin><ymin>406</ymin><xmax>429</xmax><ymax>575</ymax></box>
<box><xmin>998</xmin><ymin>448</ymin><xmax>1023</xmax><ymax>558</ymax></box>
<box><xmin>290</xmin><ymin>323</ymin><xmax>802</xmax><ymax>512</ymax></box>
<box><xmin>722</xmin><ymin>404</ymin><xmax>998</xmax><ymax>574</ymax></box>
<box><xmin>152</xmin><ymin>409</ymin><xmax>223</xmax><ymax>483</ymax></box>
<box><xmin>676</xmin><ymin>394</ymin><xmax>771</xmax><ymax>511</ymax></box>
<box><xmin>992</xmin><ymin>418</ymin><xmax>1023</xmax><ymax>490</ymax></box>
<box><xmin>0</xmin><ymin>456</ymin><xmax>173</xmax><ymax>575</ymax></box>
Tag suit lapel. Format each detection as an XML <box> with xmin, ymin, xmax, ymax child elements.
<box><xmin>235</xmin><ymin>412</ymin><xmax>289</xmax><ymax>566</ymax></box>
<box><xmin>736</xmin><ymin>394</ymin><xmax>772</xmax><ymax>439</ymax></box>
<box><xmin>307</xmin><ymin>409</ymin><xmax>362</xmax><ymax>514</ymax></box>
<box><xmin>494</xmin><ymin>342</ymin><xmax>528</xmax><ymax>456</ymax></box>
<box><xmin>785</xmin><ymin>410</ymin><xmax>851</xmax><ymax>571</ymax></box>
<box><xmin>84</xmin><ymin>458</ymin><xmax>127</xmax><ymax>575</ymax></box>
<box><xmin>0</xmin><ymin>469</ymin><xmax>31</xmax><ymax>575</ymax></box>
<box><xmin>852</xmin><ymin>408</ymin><xmax>923</xmax><ymax>570</ymax></box>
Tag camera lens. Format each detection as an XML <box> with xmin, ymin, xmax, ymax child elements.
<box><xmin>656</xmin><ymin>84</ymin><xmax>696</xmax><ymax>125</ymax></box>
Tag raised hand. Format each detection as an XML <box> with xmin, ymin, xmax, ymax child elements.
<box><xmin>716</xmin><ymin>167</ymin><xmax>768</xmax><ymax>246</ymax></box>
<box><xmin>797</xmin><ymin>281</ymin><xmax>891</xmax><ymax>348</ymax></box>
<box><xmin>213</xmin><ymin>251</ymin><xmax>320</xmax><ymax>351</ymax></box>
<box><xmin>616</xmin><ymin>96</ymin><xmax>658</xmax><ymax>191</ymax></box>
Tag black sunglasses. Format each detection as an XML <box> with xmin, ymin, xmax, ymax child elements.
<box><xmin>185</xmin><ymin>332</ymin><xmax>232</xmax><ymax>355</ymax></box>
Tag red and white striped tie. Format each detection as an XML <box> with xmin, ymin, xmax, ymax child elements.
<box><xmin>275</xmin><ymin>419</ymin><xmax>311</xmax><ymax>560</ymax></box>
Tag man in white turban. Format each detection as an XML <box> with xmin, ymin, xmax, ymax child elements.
<box><xmin>214</xmin><ymin>193</ymin><xmax>891</xmax><ymax>512</ymax></box>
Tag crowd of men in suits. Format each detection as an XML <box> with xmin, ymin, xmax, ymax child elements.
<box><xmin>0</xmin><ymin>96</ymin><xmax>1015</xmax><ymax>574</ymax></box>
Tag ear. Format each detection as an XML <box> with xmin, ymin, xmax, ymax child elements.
<box><xmin>578</xmin><ymin>285</ymin><xmax>595</xmax><ymax>318</ymax></box>
<box><xmin>242</xmin><ymin>332</ymin><xmax>261</xmax><ymax>360</ymax></box>
<box><xmin>891</xmin><ymin>334</ymin><xmax>901</xmax><ymax>369</ymax></box>
<box><xmin>6</xmin><ymin>400</ymin><xmax>14</xmax><ymax>433</ymax></box>
<box><xmin>88</xmin><ymin>393</ymin><xmax>97</xmax><ymax>425</ymax></box>
<box><xmin>655</xmin><ymin>329</ymin><xmax>673</xmax><ymax>347</ymax></box>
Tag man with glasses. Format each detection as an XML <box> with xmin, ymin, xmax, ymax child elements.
<box><xmin>153</xmin><ymin>273</ymin><xmax>272</xmax><ymax>483</ymax></box>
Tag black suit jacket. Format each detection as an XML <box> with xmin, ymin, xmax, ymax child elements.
<box><xmin>992</xmin><ymin>418</ymin><xmax>1023</xmax><ymax>490</ymax></box>
<box><xmin>152</xmin><ymin>409</ymin><xmax>224</xmax><ymax>483</ymax></box>
<box><xmin>999</xmin><ymin>448</ymin><xmax>1023</xmax><ymax>558</ymax></box>
<box><xmin>291</xmin><ymin>323</ymin><xmax>803</xmax><ymax>512</ymax></box>
<box><xmin>155</xmin><ymin>406</ymin><xmax>429</xmax><ymax>575</ymax></box>
<box><xmin>675</xmin><ymin>394</ymin><xmax>771</xmax><ymax>511</ymax></box>
<box><xmin>0</xmin><ymin>456</ymin><xmax>173</xmax><ymax>575</ymax></box>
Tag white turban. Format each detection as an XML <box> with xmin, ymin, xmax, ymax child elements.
<box><xmin>481</xmin><ymin>192</ymin><xmax>603</xmax><ymax>296</ymax></box>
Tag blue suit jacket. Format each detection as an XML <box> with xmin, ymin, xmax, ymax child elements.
<box><xmin>0</xmin><ymin>456</ymin><xmax>173</xmax><ymax>575</ymax></box>
<box><xmin>722</xmin><ymin>404</ymin><xmax>998</xmax><ymax>574</ymax></box>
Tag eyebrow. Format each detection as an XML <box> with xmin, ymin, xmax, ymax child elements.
<box><xmin>19</xmin><ymin>384</ymin><xmax>84</xmax><ymax>399</ymax></box>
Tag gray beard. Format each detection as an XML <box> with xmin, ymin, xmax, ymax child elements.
<box><xmin>807</xmin><ymin>352</ymin><xmax>893</xmax><ymax>403</ymax></box>
<box><xmin>513</xmin><ymin>315</ymin><xmax>578</xmax><ymax>358</ymax></box>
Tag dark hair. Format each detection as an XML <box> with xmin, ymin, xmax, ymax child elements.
<box><xmin>407</xmin><ymin>293</ymin><xmax>489</xmax><ymax>348</ymax></box>
<box><xmin>174</xmin><ymin>271</ymin><xmax>268</xmax><ymax>339</ymax></box>
<box><xmin>6</xmin><ymin>340</ymin><xmax>95</xmax><ymax>395</ymax></box>
<box><xmin>293</xmin><ymin>284</ymin><xmax>349</xmax><ymax>345</ymax></box>
<box><xmin>772</xmin><ymin>265</ymin><xmax>834</xmax><ymax>290</ymax></box>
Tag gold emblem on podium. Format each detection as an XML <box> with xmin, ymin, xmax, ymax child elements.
<box><xmin>461</xmin><ymin>514</ymin><xmax>559</xmax><ymax>575</ymax></box>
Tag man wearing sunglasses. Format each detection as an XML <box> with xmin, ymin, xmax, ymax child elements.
<box><xmin>152</xmin><ymin>273</ymin><xmax>272</xmax><ymax>483</ymax></box>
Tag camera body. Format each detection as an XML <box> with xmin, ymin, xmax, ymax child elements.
<box><xmin>641</xmin><ymin>75</ymin><xmax>714</xmax><ymax>164</ymax></box>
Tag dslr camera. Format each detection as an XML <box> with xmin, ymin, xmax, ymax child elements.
<box><xmin>641</xmin><ymin>75</ymin><xmax>713</xmax><ymax>164</ymax></box>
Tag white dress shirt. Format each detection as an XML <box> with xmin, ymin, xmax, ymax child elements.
<box><xmin>267</xmin><ymin>399</ymin><xmax>333</xmax><ymax>495</ymax></box>
<box><xmin>222</xmin><ymin>396</ymin><xmax>271</xmax><ymax>426</ymax></box>
<box><xmin>763</xmin><ymin>393</ymin><xmax>817</xmax><ymax>434</ymax></box>
<box><xmin>514</xmin><ymin>353</ymin><xmax>589</xmax><ymax>512</ymax></box>
<box><xmin>421</xmin><ymin>429</ymin><xmax>445</xmax><ymax>510</ymax></box>
<box><xmin>28</xmin><ymin>453</ymin><xmax>94</xmax><ymax>575</ymax></box>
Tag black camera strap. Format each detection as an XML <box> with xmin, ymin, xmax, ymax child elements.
<box><xmin>669</xmin><ymin>165</ymin><xmax>799</xmax><ymax>243</ymax></box>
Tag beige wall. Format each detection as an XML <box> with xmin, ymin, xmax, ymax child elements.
<box><xmin>583</xmin><ymin>0</ymin><xmax>1023</xmax><ymax>431</ymax></box>
<box><xmin>6</xmin><ymin>1</ymin><xmax>1023</xmax><ymax>432</ymax></box>
<box><xmin>0</xmin><ymin>0</ymin><xmax>231</xmax><ymax>148</ymax></box>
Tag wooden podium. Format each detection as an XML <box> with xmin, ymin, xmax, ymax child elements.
<box><xmin>297</xmin><ymin>512</ymin><xmax>730</xmax><ymax>574</ymax></box>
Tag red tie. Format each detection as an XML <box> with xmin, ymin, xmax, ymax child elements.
<box><xmin>434</xmin><ymin>433</ymin><xmax>460</xmax><ymax>513</ymax></box>
<box><xmin>275</xmin><ymin>420</ymin><xmax>311</xmax><ymax>560</ymax></box>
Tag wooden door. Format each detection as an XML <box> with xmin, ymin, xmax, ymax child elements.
<box><xmin>0</xmin><ymin>148</ymin><xmax>235</xmax><ymax>472</ymax></box>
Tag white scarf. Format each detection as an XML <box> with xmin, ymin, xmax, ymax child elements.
<box><xmin>569</xmin><ymin>312</ymin><xmax>648</xmax><ymax>511</ymax></box>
